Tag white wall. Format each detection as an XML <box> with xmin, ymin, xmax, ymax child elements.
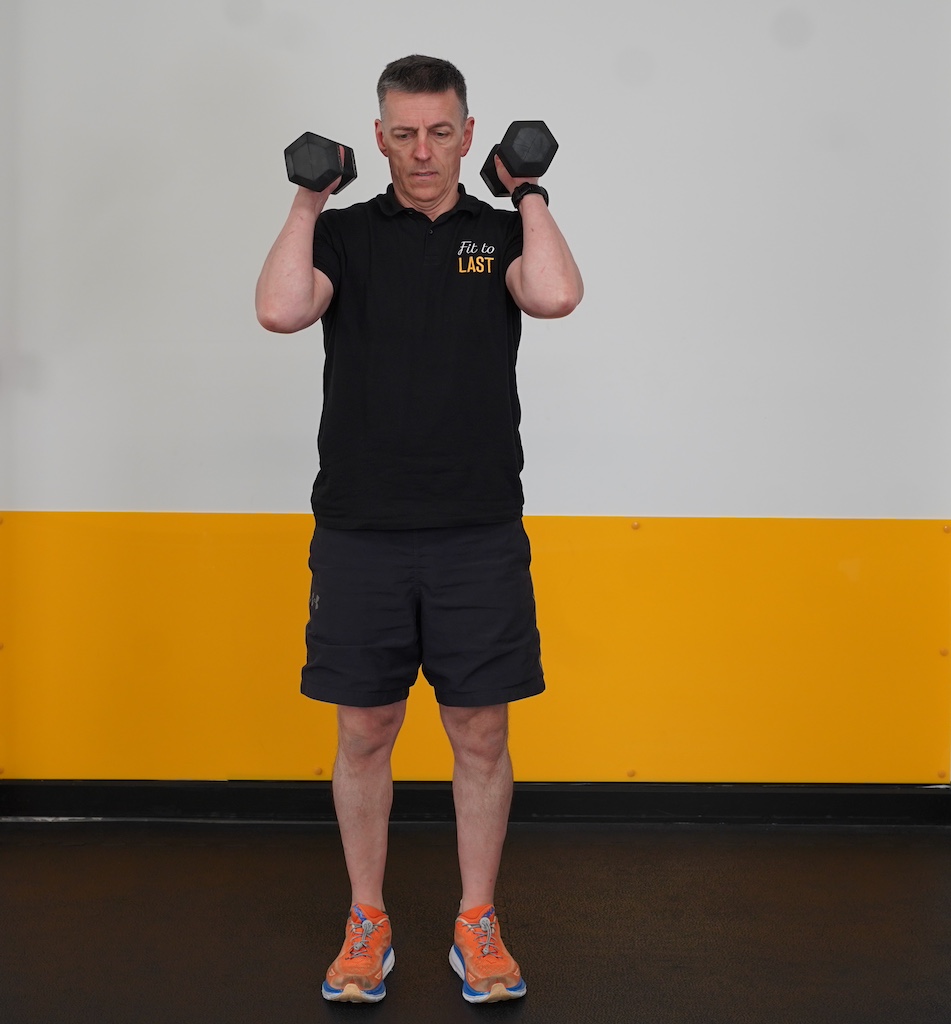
<box><xmin>1</xmin><ymin>2</ymin><xmax>17</xmax><ymax>502</ymax></box>
<box><xmin>3</xmin><ymin>0</ymin><xmax>949</xmax><ymax>517</ymax></box>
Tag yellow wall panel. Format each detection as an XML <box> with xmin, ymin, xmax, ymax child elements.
<box><xmin>1</xmin><ymin>512</ymin><xmax>948</xmax><ymax>783</ymax></box>
<box><xmin>517</xmin><ymin>518</ymin><xmax>950</xmax><ymax>783</ymax></box>
<box><xmin>1</xmin><ymin>512</ymin><xmax>335</xmax><ymax>780</ymax></box>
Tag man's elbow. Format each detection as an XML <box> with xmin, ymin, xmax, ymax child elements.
<box><xmin>256</xmin><ymin>301</ymin><xmax>315</xmax><ymax>334</ymax></box>
<box><xmin>257</xmin><ymin>310</ymin><xmax>298</xmax><ymax>334</ymax></box>
<box><xmin>525</xmin><ymin>283</ymin><xmax>584</xmax><ymax>320</ymax></box>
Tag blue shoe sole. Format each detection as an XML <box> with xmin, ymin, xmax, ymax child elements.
<box><xmin>449</xmin><ymin>945</ymin><xmax>526</xmax><ymax>1003</ymax></box>
<box><xmin>322</xmin><ymin>947</ymin><xmax>395</xmax><ymax>1002</ymax></box>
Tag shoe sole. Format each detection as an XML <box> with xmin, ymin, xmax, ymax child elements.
<box><xmin>448</xmin><ymin>946</ymin><xmax>527</xmax><ymax>1003</ymax></box>
<box><xmin>322</xmin><ymin>948</ymin><xmax>395</xmax><ymax>1002</ymax></box>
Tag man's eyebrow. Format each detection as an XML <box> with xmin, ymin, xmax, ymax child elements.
<box><xmin>390</xmin><ymin>121</ymin><xmax>456</xmax><ymax>131</ymax></box>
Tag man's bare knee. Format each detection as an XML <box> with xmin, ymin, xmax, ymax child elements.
<box><xmin>337</xmin><ymin>701</ymin><xmax>406</xmax><ymax>761</ymax></box>
<box><xmin>440</xmin><ymin>704</ymin><xmax>510</xmax><ymax>764</ymax></box>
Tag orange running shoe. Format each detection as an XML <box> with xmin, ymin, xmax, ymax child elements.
<box><xmin>322</xmin><ymin>904</ymin><xmax>394</xmax><ymax>1002</ymax></box>
<box><xmin>449</xmin><ymin>904</ymin><xmax>526</xmax><ymax>1003</ymax></box>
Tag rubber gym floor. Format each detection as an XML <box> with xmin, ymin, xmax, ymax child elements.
<box><xmin>2</xmin><ymin>815</ymin><xmax>950</xmax><ymax>1024</ymax></box>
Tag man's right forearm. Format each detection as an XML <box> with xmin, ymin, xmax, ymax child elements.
<box><xmin>255</xmin><ymin>187</ymin><xmax>329</xmax><ymax>334</ymax></box>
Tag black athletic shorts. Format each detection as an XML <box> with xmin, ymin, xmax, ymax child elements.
<box><xmin>300</xmin><ymin>520</ymin><xmax>545</xmax><ymax>708</ymax></box>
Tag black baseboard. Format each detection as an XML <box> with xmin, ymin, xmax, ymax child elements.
<box><xmin>1</xmin><ymin>780</ymin><xmax>949</xmax><ymax>827</ymax></box>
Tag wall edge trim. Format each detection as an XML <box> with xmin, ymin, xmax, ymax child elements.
<box><xmin>1</xmin><ymin>781</ymin><xmax>949</xmax><ymax>827</ymax></box>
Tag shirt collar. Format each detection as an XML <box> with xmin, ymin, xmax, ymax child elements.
<box><xmin>378</xmin><ymin>183</ymin><xmax>480</xmax><ymax>219</ymax></box>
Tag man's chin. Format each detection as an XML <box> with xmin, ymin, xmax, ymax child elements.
<box><xmin>396</xmin><ymin>176</ymin><xmax>451</xmax><ymax>211</ymax></box>
<box><xmin>410</xmin><ymin>175</ymin><xmax>439</xmax><ymax>190</ymax></box>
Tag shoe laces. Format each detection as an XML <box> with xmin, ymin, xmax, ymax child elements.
<box><xmin>345</xmin><ymin>917</ymin><xmax>379</xmax><ymax>961</ymax></box>
<box><xmin>462</xmin><ymin>914</ymin><xmax>502</xmax><ymax>959</ymax></box>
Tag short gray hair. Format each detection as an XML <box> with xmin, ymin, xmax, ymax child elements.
<box><xmin>377</xmin><ymin>54</ymin><xmax>468</xmax><ymax>121</ymax></box>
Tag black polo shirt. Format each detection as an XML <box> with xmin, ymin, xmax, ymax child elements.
<box><xmin>310</xmin><ymin>184</ymin><xmax>525</xmax><ymax>529</ymax></box>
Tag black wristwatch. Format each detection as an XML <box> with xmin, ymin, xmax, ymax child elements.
<box><xmin>511</xmin><ymin>182</ymin><xmax>549</xmax><ymax>209</ymax></box>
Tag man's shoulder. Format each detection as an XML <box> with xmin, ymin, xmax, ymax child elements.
<box><xmin>457</xmin><ymin>187</ymin><xmax>518</xmax><ymax>221</ymax></box>
<box><xmin>321</xmin><ymin>193</ymin><xmax>385</xmax><ymax>224</ymax></box>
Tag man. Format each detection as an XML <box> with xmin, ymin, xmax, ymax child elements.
<box><xmin>256</xmin><ymin>55</ymin><xmax>582</xmax><ymax>1004</ymax></box>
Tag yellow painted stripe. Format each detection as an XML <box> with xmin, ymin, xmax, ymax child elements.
<box><xmin>1</xmin><ymin>512</ymin><xmax>949</xmax><ymax>783</ymax></box>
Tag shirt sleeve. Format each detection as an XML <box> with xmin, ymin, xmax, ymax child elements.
<box><xmin>312</xmin><ymin>210</ymin><xmax>342</xmax><ymax>290</ymax></box>
<box><xmin>499</xmin><ymin>212</ymin><xmax>523</xmax><ymax>276</ymax></box>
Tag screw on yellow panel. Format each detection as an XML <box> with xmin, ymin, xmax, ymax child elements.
<box><xmin>626</xmin><ymin>769</ymin><xmax>637</xmax><ymax>778</ymax></box>
<box><xmin>944</xmin><ymin>525</ymin><xmax>951</xmax><ymax>533</ymax></box>
<box><xmin>314</xmin><ymin>767</ymin><xmax>324</xmax><ymax>777</ymax></box>
<box><xmin>940</xmin><ymin>649</ymin><xmax>949</xmax><ymax>658</ymax></box>
<box><xmin>939</xmin><ymin>772</ymin><xmax>947</xmax><ymax>780</ymax></box>
<box><xmin>630</xmin><ymin>522</ymin><xmax>640</xmax><ymax>531</ymax></box>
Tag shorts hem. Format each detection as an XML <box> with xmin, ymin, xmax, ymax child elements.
<box><xmin>433</xmin><ymin>676</ymin><xmax>546</xmax><ymax>708</ymax></box>
<box><xmin>300</xmin><ymin>682</ymin><xmax>410</xmax><ymax>708</ymax></box>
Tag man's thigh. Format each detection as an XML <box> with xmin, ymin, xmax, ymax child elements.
<box><xmin>301</xmin><ymin>526</ymin><xmax>421</xmax><ymax>707</ymax></box>
<box><xmin>418</xmin><ymin>521</ymin><xmax>545</xmax><ymax>708</ymax></box>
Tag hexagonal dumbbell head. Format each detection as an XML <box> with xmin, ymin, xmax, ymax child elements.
<box><xmin>499</xmin><ymin>121</ymin><xmax>558</xmax><ymax>177</ymax></box>
<box><xmin>480</xmin><ymin>121</ymin><xmax>558</xmax><ymax>197</ymax></box>
<box><xmin>284</xmin><ymin>132</ymin><xmax>357</xmax><ymax>194</ymax></box>
<box><xmin>480</xmin><ymin>144</ymin><xmax>508</xmax><ymax>197</ymax></box>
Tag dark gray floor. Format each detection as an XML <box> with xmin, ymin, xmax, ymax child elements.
<box><xmin>2</xmin><ymin>820</ymin><xmax>950</xmax><ymax>1024</ymax></box>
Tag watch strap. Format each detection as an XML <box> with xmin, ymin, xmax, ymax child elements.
<box><xmin>511</xmin><ymin>182</ymin><xmax>549</xmax><ymax>209</ymax></box>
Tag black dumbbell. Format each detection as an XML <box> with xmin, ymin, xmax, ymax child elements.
<box><xmin>480</xmin><ymin>121</ymin><xmax>558</xmax><ymax>197</ymax></box>
<box><xmin>284</xmin><ymin>132</ymin><xmax>357</xmax><ymax>194</ymax></box>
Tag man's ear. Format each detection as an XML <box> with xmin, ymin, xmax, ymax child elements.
<box><xmin>375</xmin><ymin>119</ymin><xmax>387</xmax><ymax>157</ymax></box>
<box><xmin>460</xmin><ymin>116</ymin><xmax>475</xmax><ymax>158</ymax></box>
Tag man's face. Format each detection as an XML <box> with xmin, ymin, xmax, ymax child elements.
<box><xmin>375</xmin><ymin>89</ymin><xmax>474</xmax><ymax>217</ymax></box>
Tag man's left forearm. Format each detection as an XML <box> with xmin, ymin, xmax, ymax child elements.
<box><xmin>512</xmin><ymin>195</ymin><xmax>584</xmax><ymax>319</ymax></box>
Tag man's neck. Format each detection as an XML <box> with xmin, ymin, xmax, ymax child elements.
<box><xmin>393</xmin><ymin>182</ymin><xmax>461</xmax><ymax>221</ymax></box>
